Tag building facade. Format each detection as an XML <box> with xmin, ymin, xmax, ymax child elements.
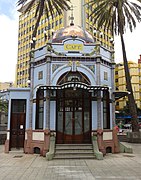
<box><xmin>16</xmin><ymin>0</ymin><xmax>114</xmax><ymax>87</ymax></box>
<box><xmin>5</xmin><ymin>26</ymin><xmax>119</xmax><ymax>157</ymax></box>
<box><xmin>0</xmin><ymin>82</ymin><xmax>13</xmax><ymax>91</ymax></box>
<box><xmin>115</xmin><ymin>59</ymin><xmax>141</xmax><ymax>111</ymax></box>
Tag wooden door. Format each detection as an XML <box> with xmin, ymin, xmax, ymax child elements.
<box><xmin>10</xmin><ymin>99</ymin><xmax>26</xmax><ymax>149</ymax></box>
<box><xmin>64</xmin><ymin>99</ymin><xmax>83</xmax><ymax>143</ymax></box>
<box><xmin>56</xmin><ymin>89</ymin><xmax>91</xmax><ymax>144</ymax></box>
<box><xmin>10</xmin><ymin>113</ymin><xmax>25</xmax><ymax>149</ymax></box>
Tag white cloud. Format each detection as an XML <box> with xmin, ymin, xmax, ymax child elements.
<box><xmin>0</xmin><ymin>13</ymin><xmax>18</xmax><ymax>82</ymax></box>
<box><xmin>114</xmin><ymin>23</ymin><xmax>141</xmax><ymax>63</ymax></box>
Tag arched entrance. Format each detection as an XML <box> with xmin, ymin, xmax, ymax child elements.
<box><xmin>56</xmin><ymin>72</ymin><xmax>91</xmax><ymax>144</ymax></box>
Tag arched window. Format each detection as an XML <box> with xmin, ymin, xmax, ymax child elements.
<box><xmin>57</xmin><ymin>71</ymin><xmax>90</xmax><ymax>85</ymax></box>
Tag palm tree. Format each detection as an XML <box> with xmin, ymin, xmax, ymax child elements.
<box><xmin>88</xmin><ymin>0</ymin><xmax>141</xmax><ymax>132</ymax></box>
<box><xmin>17</xmin><ymin>0</ymin><xmax>70</xmax><ymax>48</ymax></box>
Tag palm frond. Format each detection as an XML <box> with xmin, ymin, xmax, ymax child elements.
<box><xmin>17</xmin><ymin>0</ymin><xmax>70</xmax><ymax>39</ymax></box>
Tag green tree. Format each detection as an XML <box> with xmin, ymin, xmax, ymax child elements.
<box><xmin>0</xmin><ymin>100</ymin><xmax>8</xmax><ymax>114</ymax></box>
<box><xmin>88</xmin><ymin>0</ymin><xmax>141</xmax><ymax>132</ymax></box>
<box><xmin>17</xmin><ymin>0</ymin><xmax>70</xmax><ymax>48</ymax></box>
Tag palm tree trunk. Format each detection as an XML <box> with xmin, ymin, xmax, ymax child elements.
<box><xmin>29</xmin><ymin>4</ymin><xmax>44</xmax><ymax>79</ymax></box>
<box><xmin>120</xmin><ymin>33</ymin><xmax>139</xmax><ymax>132</ymax></box>
<box><xmin>31</xmin><ymin>14</ymin><xmax>42</xmax><ymax>49</ymax></box>
<box><xmin>31</xmin><ymin>2</ymin><xmax>44</xmax><ymax>49</ymax></box>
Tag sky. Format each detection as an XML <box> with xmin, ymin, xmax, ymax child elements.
<box><xmin>0</xmin><ymin>0</ymin><xmax>19</xmax><ymax>82</ymax></box>
<box><xmin>0</xmin><ymin>1</ymin><xmax>141</xmax><ymax>82</ymax></box>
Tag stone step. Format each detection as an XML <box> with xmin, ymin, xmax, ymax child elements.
<box><xmin>53</xmin><ymin>155</ymin><xmax>95</xmax><ymax>159</ymax></box>
<box><xmin>56</xmin><ymin>144</ymin><xmax>93</xmax><ymax>149</ymax></box>
<box><xmin>55</xmin><ymin>151</ymin><xmax>94</xmax><ymax>155</ymax></box>
<box><xmin>9</xmin><ymin>148</ymin><xmax>24</xmax><ymax>154</ymax></box>
<box><xmin>56</xmin><ymin>144</ymin><xmax>92</xmax><ymax>146</ymax></box>
<box><xmin>54</xmin><ymin>144</ymin><xmax>95</xmax><ymax>159</ymax></box>
<box><xmin>55</xmin><ymin>148</ymin><xmax>93</xmax><ymax>153</ymax></box>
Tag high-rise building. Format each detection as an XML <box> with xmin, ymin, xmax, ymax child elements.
<box><xmin>16</xmin><ymin>0</ymin><xmax>114</xmax><ymax>87</ymax></box>
<box><xmin>115</xmin><ymin>60</ymin><xmax>141</xmax><ymax>111</ymax></box>
<box><xmin>0</xmin><ymin>82</ymin><xmax>13</xmax><ymax>91</ymax></box>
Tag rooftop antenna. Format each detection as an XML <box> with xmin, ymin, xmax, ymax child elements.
<box><xmin>70</xmin><ymin>5</ymin><xmax>75</xmax><ymax>26</ymax></box>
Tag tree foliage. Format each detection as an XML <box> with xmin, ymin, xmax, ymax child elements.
<box><xmin>0</xmin><ymin>100</ymin><xmax>8</xmax><ymax>113</ymax></box>
<box><xmin>89</xmin><ymin>0</ymin><xmax>141</xmax><ymax>35</ymax></box>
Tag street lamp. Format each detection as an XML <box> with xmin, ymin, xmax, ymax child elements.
<box><xmin>27</xmin><ymin>80</ymin><xmax>31</xmax><ymax>87</ymax></box>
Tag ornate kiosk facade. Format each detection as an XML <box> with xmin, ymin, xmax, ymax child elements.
<box><xmin>5</xmin><ymin>25</ymin><xmax>119</xmax><ymax>157</ymax></box>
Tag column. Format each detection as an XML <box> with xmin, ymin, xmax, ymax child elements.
<box><xmin>46</xmin><ymin>57</ymin><xmax>51</xmax><ymax>86</ymax></box>
<box><xmin>43</xmin><ymin>91</ymin><xmax>47</xmax><ymax>129</ymax></box>
<box><xmin>111</xmin><ymin>63</ymin><xmax>115</xmax><ymax>128</ymax></box>
<box><xmin>29</xmin><ymin>62</ymin><xmax>34</xmax><ymax>129</ymax></box>
<box><xmin>97</xmin><ymin>91</ymin><xmax>102</xmax><ymax>129</ymax></box>
<box><xmin>45</xmin><ymin>57</ymin><xmax>51</xmax><ymax>129</ymax></box>
<box><xmin>46</xmin><ymin>90</ymin><xmax>50</xmax><ymax>129</ymax></box>
<box><xmin>96</xmin><ymin>58</ymin><xmax>102</xmax><ymax>129</ymax></box>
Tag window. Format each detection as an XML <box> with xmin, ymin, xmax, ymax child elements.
<box><xmin>115</xmin><ymin>71</ymin><xmax>118</xmax><ymax>75</ymax></box>
<box><xmin>48</xmin><ymin>24</ymin><xmax>51</xmax><ymax>30</ymax></box>
<box><xmin>38</xmin><ymin>71</ymin><xmax>43</xmax><ymax>80</ymax></box>
<box><xmin>56</xmin><ymin>20</ymin><xmax>58</xmax><ymax>26</ymax></box>
<box><xmin>59</xmin><ymin>18</ymin><xmax>62</xmax><ymax>24</ymax></box>
<box><xmin>104</xmin><ymin>71</ymin><xmax>108</xmax><ymax>81</ymax></box>
<box><xmin>11</xmin><ymin>99</ymin><xmax>26</xmax><ymax>113</ymax></box>
<box><xmin>52</xmin><ymin>22</ymin><xmax>54</xmax><ymax>28</ymax></box>
<box><xmin>116</xmin><ymin>102</ymin><xmax>119</xmax><ymax>106</ymax></box>
<box><xmin>38</xmin><ymin>29</ymin><xmax>40</xmax><ymax>35</ymax></box>
<box><xmin>41</xmin><ymin>28</ymin><xmax>44</xmax><ymax>34</ymax></box>
<box><xmin>36</xmin><ymin>89</ymin><xmax>44</xmax><ymax>129</ymax></box>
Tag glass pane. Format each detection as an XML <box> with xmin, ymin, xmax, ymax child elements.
<box><xmin>84</xmin><ymin>112</ymin><xmax>90</xmax><ymax>133</ymax></box>
<box><xmin>84</xmin><ymin>99</ymin><xmax>89</xmax><ymax>111</ymax></box>
<box><xmin>57</xmin><ymin>112</ymin><xmax>63</xmax><ymax>132</ymax></box>
<box><xmin>39</xmin><ymin>112</ymin><xmax>43</xmax><ymax>129</ymax></box>
<box><xmin>65</xmin><ymin>112</ymin><xmax>72</xmax><ymax>135</ymax></box>
<box><xmin>74</xmin><ymin>99</ymin><xmax>82</xmax><ymax>111</ymax></box>
<box><xmin>12</xmin><ymin>100</ymin><xmax>26</xmax><ymax>113</ymax></box>
<box><xmin>75</xmin><ymin>112</ymin><xmax>82</xmax><ymax>135</ymax></box>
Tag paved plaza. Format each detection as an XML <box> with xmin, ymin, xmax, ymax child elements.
<box><xmin>0</xmin><ymin>143</ymin><xmax>141</xmax><ymax>180</ymax></box>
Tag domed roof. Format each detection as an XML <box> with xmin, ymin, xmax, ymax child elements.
<box><xmin>52</xmin><ymin>25</ymin><xmax>94</xmax><ymax>43</ymax></box>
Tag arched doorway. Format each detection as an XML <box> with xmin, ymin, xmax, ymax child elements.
<box><xmin>56</xmin><ymin>71</ymin><xmax>91</xmax><ymax>144</ymax></box>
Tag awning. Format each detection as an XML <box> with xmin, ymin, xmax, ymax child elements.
<box><xmin>39</xmin><ymin>82</ymin><xmax>109</xmax><ymax>91</ymax></box>
<box><xmin>113</xmin><ymin>91</ymin><xmax>129</xmax><ymax>100</ymax></box>
<box><xmin>116</xmin><ymin>116</ymin><xmax>141</xmax><ymax>119</ymax></box>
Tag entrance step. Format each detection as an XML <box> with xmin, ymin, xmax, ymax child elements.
<box><xmin>54</xmin><ymin>144</ymin><xmax>95</xmax><ymax>159</ymax></box>
<box><xmin>9</xmin><ymin>148</ymin><xmax>24</xmax><ymax>154</ymax></box>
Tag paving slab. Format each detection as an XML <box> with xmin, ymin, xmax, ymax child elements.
<box><xmin>0</xmin><ymin>143</ymin><xmax>141</xmax><ymax>180</ymax></box>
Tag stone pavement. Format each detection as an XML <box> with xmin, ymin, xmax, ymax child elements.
<box><xmin>0</xmin><ymin>143</ymin><xmax>141</xmax><ymax>180</ymax></box>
